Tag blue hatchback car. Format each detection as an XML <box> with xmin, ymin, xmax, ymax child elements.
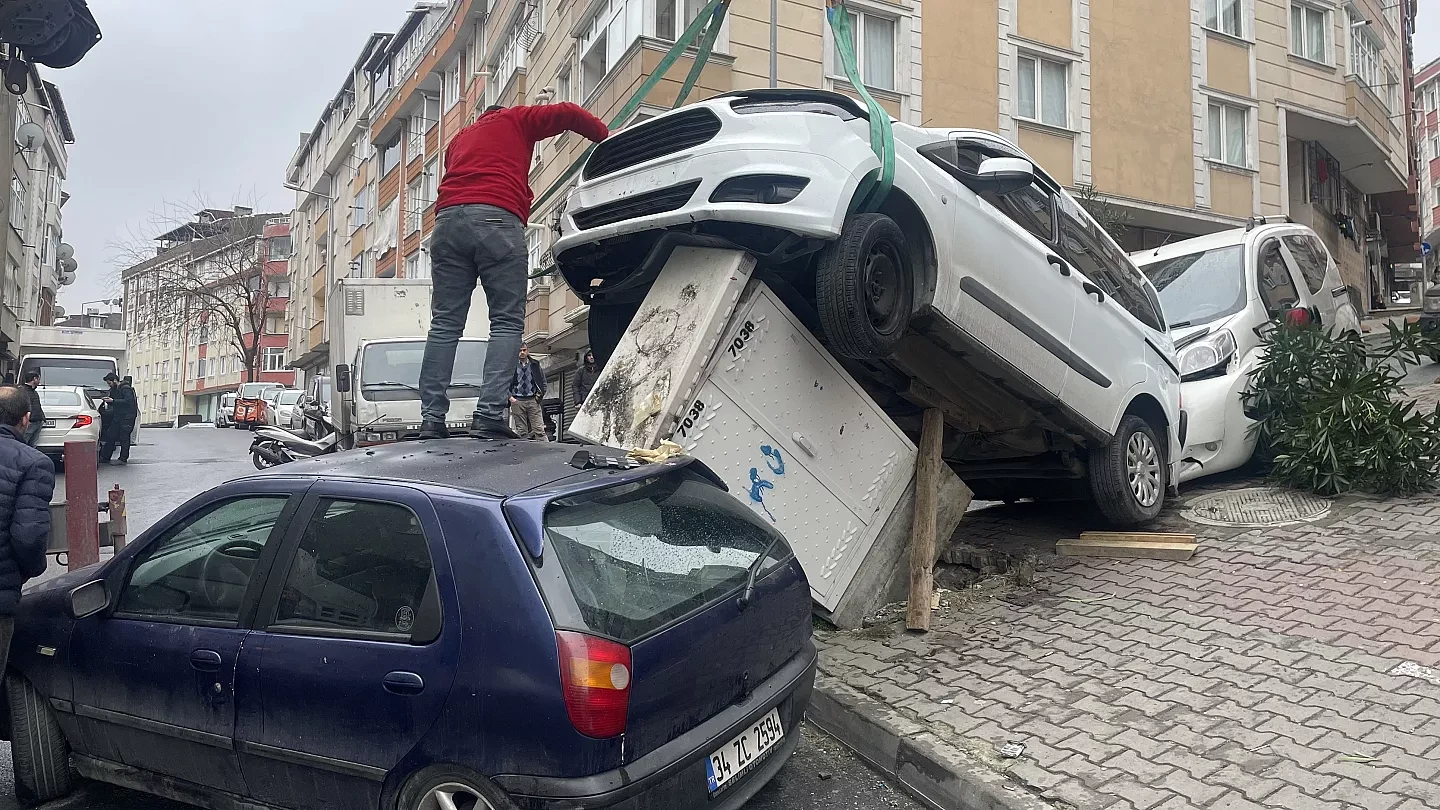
<box><xmin>3</xmin><ymin>440</ymin><xmax>816</xmax><ymax>810</ymax></box>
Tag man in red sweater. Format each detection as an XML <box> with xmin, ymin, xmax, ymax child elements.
<box><xmin>419</xmin><ymin>102</ymin><xmax>608</xmax><ymax>440</ymax></box>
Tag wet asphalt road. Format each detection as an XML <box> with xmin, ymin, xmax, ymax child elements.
<box><xmin>9</xmin><ymin>427</ymin><xmax>922</xmax><ymax>810</ymax></box>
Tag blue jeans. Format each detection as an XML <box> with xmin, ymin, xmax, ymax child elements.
<box><xmin>419</xmin><ymin>204</ymin><xmax>527</xmax><ymax>424</ymax></box>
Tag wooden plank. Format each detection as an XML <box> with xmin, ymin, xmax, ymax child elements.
<box><xmin>1080</xmin><ymin>531</ymin><xmax>1196</xmax><ymax>544</ymax></box>
<box><xmin>1056</xmin><ymin>536</ymin><xmax>1197</xmax><ymax>561</ymax></box>
<box><xmin>906</xmin><ymin>408</ymin><xmax>945</xmax><ymax>632</ymax></box>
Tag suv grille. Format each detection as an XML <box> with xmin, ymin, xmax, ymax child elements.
<box><xmin>571</xmin><ymin>180</ymin><xmax>702</xmax><ymax>231</ymax></box>
<box><xmin>583</xmin><ymin>109</ymin><xmax>722</xmax><ymax>180</ymax></box>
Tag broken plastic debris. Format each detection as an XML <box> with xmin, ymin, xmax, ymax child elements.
<box><xmin>1337</xmin><ymin>753</ymin><xmax>1380</xmax><ymax>764</ymax></box>
<box><xmin>627</xmin><ymin>440</ymin><xmax>685</xmax><ymax>464</ymax></box>
<box><xmin>999</xmin><ymin>742</ymin><xmax>1025</xmax><ymax>759</ymax></box>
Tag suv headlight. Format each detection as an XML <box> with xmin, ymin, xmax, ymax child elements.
<box><xmin>1179</xmin><ymin>329</ymin><xmax>1237</xmax><ymax>382</ymax></box>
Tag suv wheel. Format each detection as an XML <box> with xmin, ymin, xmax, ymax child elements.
<box><xmin>1090</xmin><ymin>414</ymin><xmax>1166</xmax><ymax>525</ymax></box>
<box><xmin>6</xmin><ymin>675</ymin><xmax>73</xmax><ymax>803</ymax></box>
<box><xmin>815</xmin><ymin>213</ymin><xmax>914</xmax><ymax>359</ymax></box>
<box><xmin>398</xmin><ymin>766</ymin><xmax>517</xmax><ymax>810</ymax></box>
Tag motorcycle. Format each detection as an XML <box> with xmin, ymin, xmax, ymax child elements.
<box><xmin>250</xmin><ymin>401</ymin><xmax>341</xmax><ymax>469</ymax></box>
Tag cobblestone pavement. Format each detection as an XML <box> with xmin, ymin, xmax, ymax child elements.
<box><xmin>816</xmin><ymin>485</ymin><xmax>1440</xmax><ymax>810</ymax></box>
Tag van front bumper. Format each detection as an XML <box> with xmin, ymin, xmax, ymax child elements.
<box><xmin>494</xmin><ymin>641</ymin><xmax>817</xmax><ymax>810</ymax></box>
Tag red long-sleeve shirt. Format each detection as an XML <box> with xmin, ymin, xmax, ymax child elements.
<box><xmin>436</xmin><ymin>103</ymin><xmax>609</xmax><ymax>222</ymax></box>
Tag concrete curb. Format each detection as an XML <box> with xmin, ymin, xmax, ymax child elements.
<box><xmin>807</xmin><ymin>676</ymin><xmax>1053</xmax><ymax>810</ymax></box>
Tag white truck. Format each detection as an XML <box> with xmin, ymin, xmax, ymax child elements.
<box><xmin>19</xmin><ymin>324</ymin><xmax>138</xmax><ymax>443</ymax></box>
<box><xmin>327</xmin><ymin>278</ymin><xmax>489</xmax><ymax>448</ymax></box>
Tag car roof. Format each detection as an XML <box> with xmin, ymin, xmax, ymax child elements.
<box><xmin>243</xmin><ymin>439</ymin><xmax>684</xmax><ymax>499</ymax></box>
<box><xmin>1131</xmin><ymin>223</ymin><xmax>1317</xmax><ymax>267</ymax></box>
<box><xmin>37</xmin><ymin>385</ymin><xmax>87</xmax><ymax>393</ymax></box>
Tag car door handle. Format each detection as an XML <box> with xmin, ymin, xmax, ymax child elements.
<box><xmin>1047</xmin><ymin>254</ymin><xmax>1071</xmax><ymax>276</ymax></box>
<box><xmin>190</xmin><ymin>649</ymin><xmax>223</xmax><ymax>673</ymax></box>
<box><xmin>383</xmin><ymin>671</ymin><xmax>425</xmax><ymax>696</ymax></box>
<box><xmin>1081</xmin><ymin>282</ymin><xmax>1105</xmax><ymax>303</ymax></box>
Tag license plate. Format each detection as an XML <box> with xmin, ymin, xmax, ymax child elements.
<box><xmin>705</xmin><ymin>708</ymin><xmax>783</xmax><ymax>794</ymax></box>
<box><xmin>42</xmin><ymin>420</ymin><xmax>55</xmax><ymax>428</ymax></box>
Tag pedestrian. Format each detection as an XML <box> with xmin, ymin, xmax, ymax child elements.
<box><xmin>510</xmin><ymin>344</ymin><xmax>548</xmax><ymax>441</ymax></box>
<box><xmin>20</xmin><ymin>372</ymin><xmax>43</xmax><ymax>447</ymax></box>
<box><xmin>417</xmin><ymin>102</ymin><xmax>609</xmax><ymax>441</ymax></box>
<box><xmin>573</xmin><ymin>350</ymin><xmax>600</xmax><ymax>406</ymax></box>
<box><xmin>98</xmin><ymin>373</ymin><xmax>137</xmax><ymax>465</ymax></box>
<box><xmin>0</xmin><ymin>385</ymin><xmax>53</xmax><ymax>685</ymax></box>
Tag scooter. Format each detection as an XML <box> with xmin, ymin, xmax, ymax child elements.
<box><xmin>250</xmin><ymin>424</ymin><xmax>338</xmax><ymax>469</ymax></box>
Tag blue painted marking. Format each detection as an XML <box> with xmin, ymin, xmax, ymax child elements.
<box><xmin>761</xmin><ymin>445</ymin><xmax>785</xmax><ymax>475</ymax></box>
<box><xmin>747</xmin><ymin>467</ymin><xmax>776</xmax><ymax>522</ymax></box>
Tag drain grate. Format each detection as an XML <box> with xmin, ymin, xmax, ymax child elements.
<box><xmin>1182</xmin><ymin>487</ymin><xmax>1332</xmax><ymax>528</ymax></box>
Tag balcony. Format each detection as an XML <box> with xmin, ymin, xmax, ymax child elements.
<box><xmin>309</xmin><ymin>321</ymin><xmax>324</xmax><ymax>349</ymax></box>
<box><xmin>1280</xmin><ymin>94</ymin><xmax>1407</xmax><ymax>195</ymax></box>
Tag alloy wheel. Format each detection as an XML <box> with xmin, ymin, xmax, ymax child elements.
<box><xmin>1125</xmin><ymin>431</ymin><xmax>1161</xmax><ymax>508</ymax></box>
<box><xmin>417</xmin><ymin>783</ymin><xmax>494</xmax><ymax>810</ymax></box>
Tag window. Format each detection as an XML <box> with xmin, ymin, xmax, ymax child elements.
<box><xmin>556</xmin><ymin>63</ymin><xmax>572</xmax><ymax>105</ymax></box>
<box><xmin>1349</xmin><ymin>23</ymin><xmax>1381</xmax><ymax>90</ymax></box>
<box><xmin>265</xmin><ymin>313</ymin><xmax>285</xmax><ymax>335</ymax></box>
<box><xmin>173</xmin><ymin>361</ymin><xmax>180</xmax><ymax>381</ymax></box>
<box><xmin>1016</xmin><ymin>54</ymin><xmax>1069</xmax><ymax>128</ymax></box>
<box><xmin>269</xmin><ymin>498</ymin><xmax>437</xmax><ymax>641</ymax></box>
<box><xmin>1057</xmin><ymin>211</ymin><xmax>1164</xmax><ymax>331</ymax></box>
<box><xmin>1385</xmin><ymin>67</ymin><xmax>1398</xmax><ymax>114</ymax></box>
<box><xmin>444</xmin><ymin>59</ymin><xmax>462</xmax><ymax>109</ymax></box>
<box><xmin>197</xmin><ymin>358</ymin><xmax>207</xmax><ymax>379</ymax></box>
<box><xmin>45</xmin><ymin>164</ymin><xmax>59</xmax><ymax>206</ymax></box>
<box><xmin>9</xmin><ymin>175</ymin><xmax>25</xmax><ymax>233</ymax></box>
<box><xmin>380</xmin><ymin>137</ymin><xmax>402</xmax><ymax>177</ymax></box>
<box><xmin>353</xmin><ymin>186</ymin><xmax>370</xmax><ymax>231</ymax></box>
<box><xmin>159</xmin><ymin>392</ymin><xmax>168</xmax><ymax>413</ymax></box>
<box><xmin>41</xmin><ymin>224</ymin><xmax>53</xmax><ymax>265</ymax></box>
<box><xmin>188</xmin><ymin>361</ymin><xmax>196</xmax><ymax>380</ymax></box>
<box><xmin>263</xmin><ymin>346</ymin><xmax>286</xmax><ymax>372</ymax></box>
<box><xmin>1282</xmin><ymin>234</ymin><xmax>1331</xmax><ymax>294</ymax></box>
<box><xmin>115</xmin><ymin>496</ymin><xmax>290</xmax><ymax>622</ymax></box>
<box><xmin>406</xmin><ymin>176</ymin><xmax>423</xmax><ymax>233</ymax></box>
<box><xmin>1257</xmin><ymin>240</ymin><xmax>1301</xmax><ymax>315</ymax></box>
<box><xmin>577</xmin><ymin>0</ymin><xmax>630</xmax><ymax>100</ymax></box>
<box><xmin>406</xmin><ymin>115</ymin><xmax>425</xmax><ymax>161</ymax></box>
<box><xmin>1207</xmin><ymin>102</ymin><xmax>1248</xmax><ymax>167</ymax></box>
<box><xmin>405</xmin><ymin>251</ymin><xmax>422</xmax><ymax>279</ymax></box>
<box><xmin>268</xmin><ymin>279</ymin><xmax>290</xmax><ymax>298</ymax></box>
<box><xmin>1205</xmin><ymin>0</ymin><xmax>1243</xmax><ymax>36</ymax></box>
<box><xmin>831</xmin><ymin>10</ymin><xmax>897</xmax><ymax>92</ymax></box>
<box><xmin>527</xmin><ymin>226</ymin><xmax>546</xmax><ymax>276</ymax></box>
<box><xmin>655</xmin><ymin>0</ymin><xmax>706</xmax><ymax>41</ymax></box>
<box><xmin>1290</xmin><ymin>3</ymin><xmax>1328</xmax><ymax>64</ymax></box>
<box><xmin>422</xmin><ymin>159</ymin><xmax>438</xmax><ymax>209</ymax></box>
<box><xmin>267</xmin><ymin>235</ymin><xmax>293</xmax><ymax>262</ymax></box>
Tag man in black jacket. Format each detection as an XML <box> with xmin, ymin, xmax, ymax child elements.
<box><xmin>20</xmin><ymin>371</ymin><xmax>44</xmax><ymax>446</ymax></box>
<box><xmin>99</xmin><ymin>373</ymin><xmax>138</xmax><ymax>465</ymax></box>
<box><xmin>0</xmin><ymin>386</ymin><xmax>52</xmax><ymax>677</ymax></box>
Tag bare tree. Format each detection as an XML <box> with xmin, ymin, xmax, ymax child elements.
<box><xmin>112</xmin><ymin>200</ymin><xmax>285</xmax><ymax>383</ymax></box>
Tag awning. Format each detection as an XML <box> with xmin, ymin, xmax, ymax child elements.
<box><xmin>289</xmin><ymin>342</ymin><xmax>330</xmax><ymax>371</ymax></box>
<box><xmin>1280</xmin><ymin>101</ymin><xmax>1406</xmax><ymax>195</ymax></box>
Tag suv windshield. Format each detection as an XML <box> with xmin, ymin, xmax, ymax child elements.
<box><xmin>361</xmin><ymin>340</ymin><xmax>487</xmax><ymax>402</ymax></box>
<box><xmin>1139</xmin><ymin>245</ymin><xmax>1248</xmax><ymax>328</ymax></box>
<box><xmin>539</xmin><ymin>469</ymin><xmax>792</xmax><ymax>642</ymax></box>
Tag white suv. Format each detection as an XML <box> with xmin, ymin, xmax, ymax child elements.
<box><xmin>553</xmin><ymin>90</ymin><xmax>1182</xmax><ymax>524</ymax></box>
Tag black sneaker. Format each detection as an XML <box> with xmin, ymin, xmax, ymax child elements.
<box><xmin>418</xmin><ymin>419</ymin><xmax>449</xmax><ymax>440</ymax></box>
<box><xmin>470</xmin><ymin>415</ymin><xmax>518</xmax><ymax>440</ymax></box>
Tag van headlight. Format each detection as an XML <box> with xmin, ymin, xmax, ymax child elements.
<box><xmin>1179</xmin><ymin>329</ymin><xmax>1237</xmax><ymax>382</ymax></box>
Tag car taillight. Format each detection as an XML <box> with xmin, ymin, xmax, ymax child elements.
<box><xmin>556</xmin><ymin>630</ymin><xmax>631</xmax><ymax>738</ymax></box>
<box><xmin>72</xmin><ymin>414</ymin><xmax>92</xmax><ymax>428</ymax></box>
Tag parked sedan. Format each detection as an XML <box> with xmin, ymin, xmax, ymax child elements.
<box><xmin>5</xmin><ymin>440</ymin><xmax>815</xmax><ymax>810</ymax></box>
<box><xmin>266</xmin><ymin>388</ymin><xmax>303</xmax><ymax>428</ymax></box>
<box><xmin>34</xmin><ymin>385</ymin><xmax>100</xmax><ymax>459</ymax></box>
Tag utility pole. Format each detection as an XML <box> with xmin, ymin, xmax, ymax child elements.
<box><xmin>769</xmin><ymin>0</ymin><xmax>778</xmax><ymax>88</ymax></box>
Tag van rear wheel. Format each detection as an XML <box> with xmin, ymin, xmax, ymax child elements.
<box><xmin>1090</xmin><ymin>415</ymin><xmax>1166</xmax><ymax>526</ymax></box>
<box><xmin>815</xmin><ymin>213</ymin><xmax>914</xmax><ymax>359</ymax></box>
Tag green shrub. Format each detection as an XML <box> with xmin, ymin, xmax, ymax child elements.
<box><xmin>1243</xmin><ymin>319</ymin><xmax>1440</xmax><ymax>496</ymax></box>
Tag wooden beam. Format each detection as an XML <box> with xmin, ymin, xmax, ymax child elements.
<box><xmin>907</xmin><ymin>408</ymin><xmax>945</xmax><ymax>632</ymax></box>
<box><xmin>1056</xmin><ymin>532</ymin><xmax>1197</xmax><ymax>561</ymax></box>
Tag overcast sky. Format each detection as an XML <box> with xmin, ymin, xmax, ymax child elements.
<box><xmin>46</xmin><ymin>0</ymin><xmax>1440</xmax><ymax>313</ymax></box>
<box><xmin>52</xmin><ymin>0</ymin><xmax>405</xmax><ymax>313</ymax></box>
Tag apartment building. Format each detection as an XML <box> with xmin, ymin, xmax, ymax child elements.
<box><xmin>1415</xmin><ymin>56</ymin><xmax>1439</xmax><ymax>278</ymax></box>
<box><xmin>928</xmin><ymin>0</ymin><xmax>1418</xmax><ymax>311</ymax></box>
<box><xmin>123</xmin><ymin>209</ymin><xmax>295</xmax><ymax>426</ymax></box>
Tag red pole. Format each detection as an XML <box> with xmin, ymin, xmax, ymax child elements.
<box><xmin>63</xmin><ymin>440</ymin><xmax>99</xmax><ymax>569</ymax></box>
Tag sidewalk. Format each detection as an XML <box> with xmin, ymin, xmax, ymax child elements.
<box><xmin>811</xmin><ymin>478</ymin><xmax>1440</xmax><ymax>809</ymax></box>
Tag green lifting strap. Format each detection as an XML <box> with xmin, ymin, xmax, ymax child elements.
<box><xmin>826</xmin><ymin>0</ymin><xmax>894</xmax><ymax>213</ymax></box>
<box><xmin>529</xmin><ymin>0</ymin><xmax>730</xmax><ymax>219</ymax></box>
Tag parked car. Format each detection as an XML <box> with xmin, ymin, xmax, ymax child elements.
<box><xmin>1421</xmin><ymin>286</ymin><xmax>1440</xmax><ymax>361</ymax></box>
<box><xmin>1132</xmin><ymin>219</ymin><xmax>1360</xmax><ymax>484</ymax></box>
<box><xmin>293</xmin><ymin>375</ymin><xmax>331</xmax><ymax>436</ymax></box>
<box><xmin>266</xmin><ymin>388</ymin><xmax>303</xmax><ymax>428</ymax></box>
<box><xmin>33</xmin><ymin>385</ymin><xmax>100</xmax><ymax>459</ymax></box>
<box><xmin>234</xmin><ymin>382</ymin><xmax>282</xmax><ymax>429</ymax></box>
<box><xmin>215</xmin><ymin>393</ymin><xmax>237</xmax><ymax>428</ymax></box>
<box><xmin>4</xmin><ymin>441</ymin><xmax>815</xmax><ymax>810</ymax></box>
<box><xmin>553</xmin><ymin>89</ymin><xmax>1181</xmax><ymax>523</ymax></box>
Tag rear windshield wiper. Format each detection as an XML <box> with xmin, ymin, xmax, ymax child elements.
<box><xmin>1169</xmin><ymin>321</ymin><xmax>1192</xmax><ymax>329</ymax></box>
<box><xmin>738</xmin><ymin>535</ymin><xmax>785</xmax><ymax>610</ymax></box>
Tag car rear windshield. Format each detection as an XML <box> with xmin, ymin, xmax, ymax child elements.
<box><xmin>38</xmin><ymin>390</ymin><xmax>82</xmax><ymax>407</ymax></box>
<box><xmin>278</xmin><ymin>391</ymin><xmax>302</xmax><ymax>405</ymax></box>
<box><xmin>539</xmin><ymin>469</ymin><xmax>792</xmax><ymax>642</ymax></box>
<box><xmin>1139</xmin><ymin>245</ymin><xmax>1247</xmax><ymax>329</ymax></box>
<box><xmin>239</xmin><ymin>383</ymin><xmax>280</xmax><ymax>398</ymax></box>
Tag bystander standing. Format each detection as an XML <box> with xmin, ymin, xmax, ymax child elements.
<box><xmin>0</xmin><ymin>385</ymin><xmax>53</xmax><ymax>700</ymax></box>
<box><xmin>510</xmin><ymin>344</ymin><xmax>547</xmax><ymax>441</ymax></box>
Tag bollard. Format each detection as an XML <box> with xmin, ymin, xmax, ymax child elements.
<box><xmin>63</xmin><ymin>440</ymin><xmax>100</xmax><ymax>569</ymax></box>
<box><xmin>107</xmin><ymin>484</ymin><xmax>127</xmax><ymax>551</ymax></box>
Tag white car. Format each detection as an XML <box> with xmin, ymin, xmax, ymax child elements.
<box><xmin>1133</xmin><ymin>219</ymin><xmax>1360</xmax><ymax>484</ymax></box>
<box><xmin>553</xmin><ymin>89</ymin><xmax>1182</xmax><ymax>524</ymax></box>
<box><xmin>266</xmin><ymin>388</ymin><xmax>303</xmax><ymax>428</ymax></box>
<box><xmin>35</xmin><ymin>385</ymin><xmax>101</xmax><ymax>459</ymax></box>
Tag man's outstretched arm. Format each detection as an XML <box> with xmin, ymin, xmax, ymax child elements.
<box><xmin>520</xmin><ymin>102</ymin><xmax>609</xmax><ymax>143</ymax></box>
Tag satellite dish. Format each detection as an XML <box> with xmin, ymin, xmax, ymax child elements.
<box><xmin>59</xmin><ymin>270</ymin><xmax>75</xmax><ymax>286</ymax></box>
<box><xmin>52</xmin><ymin>305</ymin><xmax>65</xmax><ymax>318</ymax></box>
<box><xmin>56</xmin><ymin>243</ymin><xmax>73</xmax><ymax>261</ymax></box>
<box><xmin>15</xmin><ymin>122</ymin><xmax>44</xmax><ymax>152</ymax></box>
<box><xmin>59</xmin><ymin>256</ymin><xmax>77</xmax><ymax>274</ymax></box>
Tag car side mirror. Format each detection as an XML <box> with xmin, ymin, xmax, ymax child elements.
<box><xmin>335</xmin><ymin>364</ymin><xmax>352</xmax><ymax>394</ymax></box>
<box><xmin>976</xmin><ymin>157</ymin><xmax>1037</xmax><ymax>196</ymax></box>
<box><xmin>66</xmin><ymin>579</ymin><xmax>109</xmax><ymax>620</ymax></box>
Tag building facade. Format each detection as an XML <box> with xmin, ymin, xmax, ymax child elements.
<box><xmin>123</xmin><ymin>209</ymin><xmax>295</xmax><ymax>426</ymax></box>
<box><xmin>1415</xmin><ymin>56</ymin><xmax>1440</xmax><ymax>277</ymax></box>
<box><xmin>926</xmin><ymin>0</ymin><xmax>1419</xmax><ymax>311</ymax></box>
